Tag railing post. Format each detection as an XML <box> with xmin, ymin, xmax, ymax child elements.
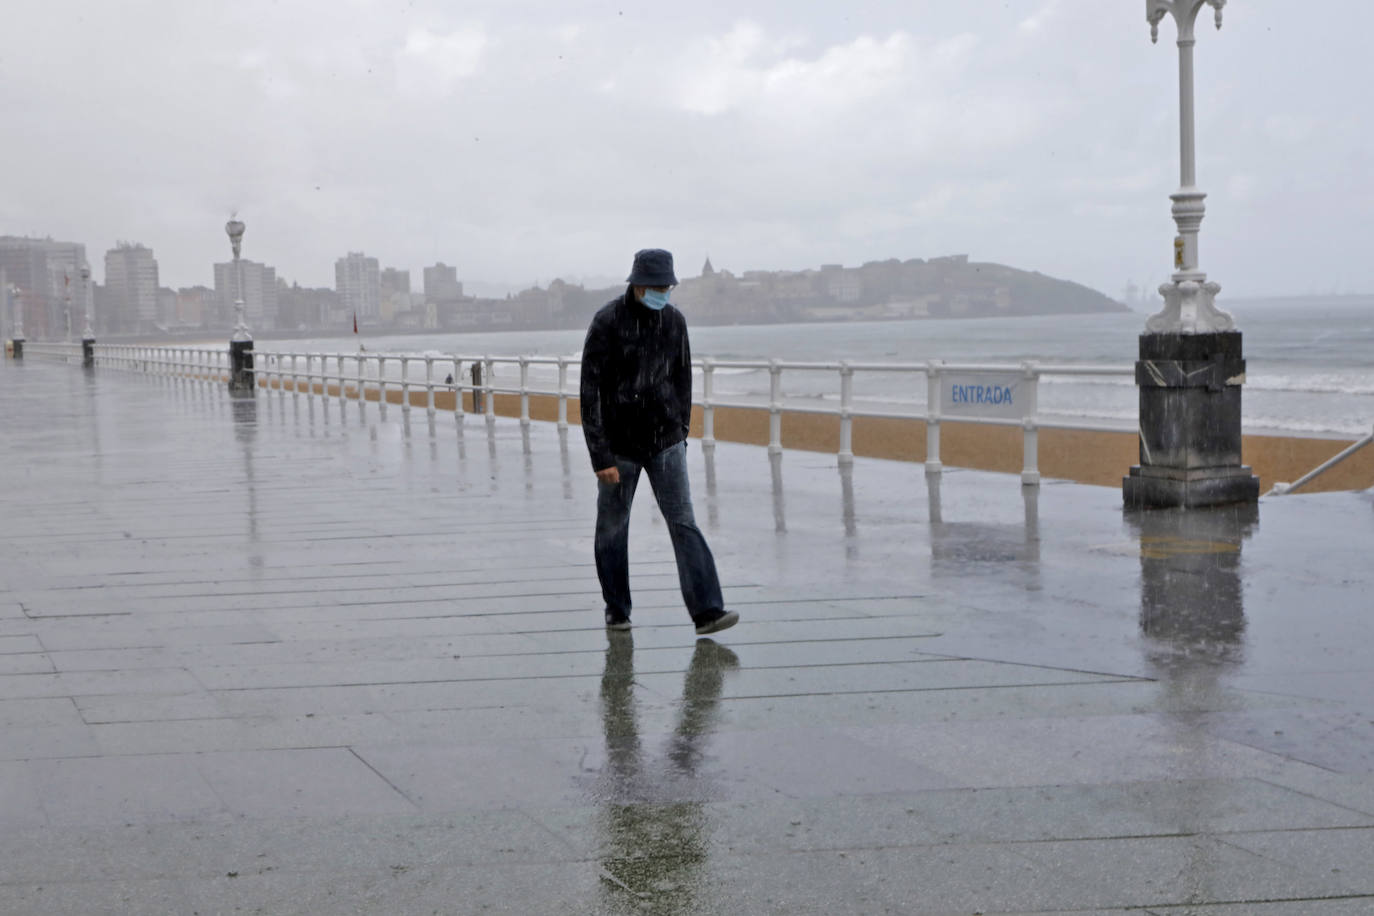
<box><xmin>470</xmin><ymin>361</ymin><xmax>483</xmax><ymax>413</ymax></box>
<box><xmin>484</xmin><ymin>356</ymin><xmax>496</xmax><ymax>421</ymax></box>
<box><xmin>1021</xmin><ymin>362</ymin><xmax>1041</xmax><ymax>487</ymax></box>
<box><xmin>337</xmin><ymin>355</ymin><xmax>347</xmax><ymax>404</ymax></box>
<box><xmin>701</xmin><ymin>358</ymin><xmax>716</xmax><ymax>452</ymax></box>
<box><xmin>556</xmin><ymin>356</ymin><xmax>569</xmax><ymax>431</ymax></box>
<box><xmin>399</xmin><ymin>356</ymin><xmax>411</xmax><ymax>412</ymax></box>
<box><xmin>768</xmin><ymin>359</ymin><xmax>783</xmax><ymax>456</ymax></box>
<box><xmin>377</xmin><ymin>356</ymin><xmax>388</xmax><ymax>414</ymax></box>
<box><xmin>518</xmin><ymin>356</ymin><xmax>531</xmax><ymax>427</ymax></box>
<box><xmin>425</xmin><ymin>356</ymin><xmax>436</xmax><ymax>417</ymax></box>
<box><xmin>925</xmin><ymin>362</ymin><xmax>943</xmax><ymax>476</ymax></box>
<box><xmin>356</xmin><ymin>353</ymin><xmax>366</xmax><ymax>406</ymax></box>
<box><xmin>453</xmin><ymin>357</ymin><xmax>465</xmax><ymax>418</ymax></box>
<box><xmin>838</xmin><ymin>361</ymin><xmax>855</xmax><ymax>466</ymax></box>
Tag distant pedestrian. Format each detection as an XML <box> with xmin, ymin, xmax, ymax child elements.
<box><xmin>444</xmin><ymin>373</ymin><xmax>454</xmax><ymax>385</ymax></box>
<box><xmin>580</xmin><ymin>248</ymin><xmax>737</xmax><ymax>636</ymax></box>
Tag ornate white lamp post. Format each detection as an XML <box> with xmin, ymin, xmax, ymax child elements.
<box><xmin>226</xmin><ymin>218</ymin><xmax>250</xmax><ymax>342</ymax></box>
<box><xmin>1124</xmin><ymin>0</ymin><xmax>1259</xmax><ymax>509</ymax></box>
<box><xmin>225</xmin><ymin>218</ymin><xmax>255</xmax><ymax>394</ymax></box>
<box><xmin>64</xmin><ymin>272</ymin><xmax>73</xmax><ymax>343</ymax></box>
<box><xmin>7</xmin><ymin>284</ymin><xmax>23</xmax><ymax>359</ymax></box>
<box><xmin>80</xmin><ymin>263</ymin><xmax>95</xmax><ymax>368</ymax></box>
<box><xmin>1145</xmin><ymin>0</ymin><xmax>1233</xmax><ymax>334</ymax></box>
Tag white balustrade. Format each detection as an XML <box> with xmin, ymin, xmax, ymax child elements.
<box><xmin>452</xmin><ymin>357</ymin><xmax>465</xmax><ymax>418</ymax></box>
<box><xmin>701</xmin><ymin>358</ymin><xmax>716</xmax><ymax>452</ymax></box>
<box><xmin>46</xmin><ymin>343</ymin><xmax>1151</xmax><ymax>487</ymax></box>
<box><xmin>925</xmin><ymin>362</ymin><xmax>943</xmax><ymax>476</ymax></box>
<box><xmin>484</xmin><ymin>357</ymin><xmax>496</xmax><ymax>421</ymax></box>
<box><xmin>838</xmin><ymin>361</ymin><xmax>854</xmax><ymax>466</ymax></box>
<box><xmin>556</xmin><ymin>357</ymin><xmax>569</xmax><ymax>431</ymax></box>
<box><xmin>519</xmin><ymin>357</ymin><xmax>531</xmax><ymax>427</ymax></box>
<box><xmin>1021</xmin><ymin>362</ymin><xmax>1040</xmax><ymax>487</ymax></box>
<box><xmin>424</xmin><ymin>356</ymin><xmax>436</xmax><ymax>417</ymax></box>
<box><xmin>768</xmin><ymin>359</ymin><xmax>784</xmax><ymax>456</ymax></box>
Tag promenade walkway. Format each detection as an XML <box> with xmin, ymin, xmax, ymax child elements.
<box><xmin>2</xmin><ymin>356</ymin><xmax>1373</xmax><ymax>915</ymax></box>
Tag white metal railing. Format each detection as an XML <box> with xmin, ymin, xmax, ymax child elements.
<box><xmin>53</xmin><ymin>342</ymin><xmax>1142</xmax><ymax>487</ymax></box>
<box><xmin>17</xmin><ymin>341</ymin><xmax>84</xmax><ymax>362</ymax></box>
<box><xmin>1267</xmin><ymin>423</ymin><xmax>1374</xmax><ymax>496</ymax></box>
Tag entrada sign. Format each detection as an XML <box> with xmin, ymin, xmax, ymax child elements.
<box><xmin>940</xmin><ymin>371</ymin><xmax>1024</xmax><ymax>421</ymax></box>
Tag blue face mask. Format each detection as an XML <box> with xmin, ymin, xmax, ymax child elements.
<box><xmin>641</xmin><ymin>288</ymin><xmax>670</xmax><ymax>311</ymax></box>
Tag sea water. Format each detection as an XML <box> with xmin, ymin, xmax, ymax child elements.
<box><xmin>281</xmin><ymin>296</ymin><xmax>1374</xmax><ymax>439</ymax></box>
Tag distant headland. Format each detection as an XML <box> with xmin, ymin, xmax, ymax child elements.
<box><xmin>415</xmin><ymin>254</ymin><xmax>1127</xmax><ymax>334</ymax></box>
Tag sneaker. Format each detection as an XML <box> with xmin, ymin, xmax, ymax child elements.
<box><xmin>693</xmin><ymin>609</ymin><xmax>739</xmax><ymax>636</ymax></box>
<box><xmin>605</xmin><ymin>609</ymin><xmax>632</xmax><ymax>631</ymax></box>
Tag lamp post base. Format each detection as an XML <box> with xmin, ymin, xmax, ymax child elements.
<box><xmin>10</xmin><ymin>338</ymin><xmax>22</xmax><ymax>360</ymax></box>
<box><xmin>1124</xmin><ymin>465</ymin><xmax>1259</xmax><ymax>509</ymax></box>
<box><xmin>229</xmin><ymin>339</ymin><xmax>255</xmax><ymax>393</ymax></box>
<box><xmin>82</xmin><ymin>338</ymin><xmax>95</xmax><ymax>369</ymax></box>
<box><xmin>1123</xmin><ymin>330</ymin><xmax>1259</xmax><ymax>509</ymax></box>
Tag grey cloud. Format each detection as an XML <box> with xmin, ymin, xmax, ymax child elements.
<box><xmin>0</xmin><ymin>0</ymin><xmax>1370</xmax><ymax>298</ymax></box>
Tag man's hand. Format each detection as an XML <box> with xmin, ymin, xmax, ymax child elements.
<box><xmin>595</xmin><ymin>466</ymin><xmax>620</xmax><ymax>485</ymax></box>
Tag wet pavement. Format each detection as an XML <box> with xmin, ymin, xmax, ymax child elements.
<box><xmin>2</xmin><ymin>357</ymin><xmax>1373</xmax><ymax>915</ymax></box>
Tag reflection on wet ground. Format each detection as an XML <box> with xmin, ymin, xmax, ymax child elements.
<box><xmin>592</xmin><ymin>635</ymin><xmax>736</xmax><ymax>911</ymax></box>
<box><xmin>1</xmin><ymin>359</ymin><xmax>1373</xmax><ymax>913</ymax></box>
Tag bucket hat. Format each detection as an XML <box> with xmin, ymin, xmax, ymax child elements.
<box><xmin>626</xmin><ymin>248</ymin><xmax>677</xmax><ymax>287</ymax></box>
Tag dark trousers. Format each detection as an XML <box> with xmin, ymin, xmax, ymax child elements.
<box><xmin>595</xmin><ymin>441</ymin><xmax>724</xmax><ymax>622</ymax></box>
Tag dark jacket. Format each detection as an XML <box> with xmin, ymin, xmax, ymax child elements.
<box><xmin>580</xmin><ymin>287</ymin><xmax>693</xmax><ymax>470</ymax></box>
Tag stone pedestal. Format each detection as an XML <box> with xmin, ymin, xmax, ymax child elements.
<box><xmin>82</xmin><ymin>338</ymin><xmax>95</xmax><ymax>369</ymax></box>
<box><xmin>1123</xmin><ymin>331</ymin><xmax>1259</xmax><ymax>509</ymax></box>
<box><xmin>229</xmin><ymin>339</ymin><xmax>255</xmax><ymax>394</ymax></box>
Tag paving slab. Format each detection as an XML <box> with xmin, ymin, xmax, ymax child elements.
<box><xmin>2</xmin><ymin>356</ymin><xmax>1373</xmax><ymax>913</ymax></box>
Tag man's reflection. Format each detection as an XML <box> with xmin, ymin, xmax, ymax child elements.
<box><xmin>594</xmin><ymin>634</ymin><xmax>738</xmax><ymax>912</ymax></box>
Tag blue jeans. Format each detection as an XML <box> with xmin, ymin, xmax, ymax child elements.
<box><xmin>595</xmin><ymin>441</ymin><xmax>724</xmax><ymax>623</ymax></box>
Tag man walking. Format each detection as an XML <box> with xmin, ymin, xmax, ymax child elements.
<box><xmin>580</xmin><ymin>249</ymin><xmax>738</xmax><ymax>636</ymax></box>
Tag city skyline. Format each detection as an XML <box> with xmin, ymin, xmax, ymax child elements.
<box><xmin>5</xmin><ymin>228</ymin><xmax>1129</xmax><ymax>338</ymax></box>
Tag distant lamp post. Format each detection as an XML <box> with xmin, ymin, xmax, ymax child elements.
<box><xmin>225</xmin><ymin>217</ymin><xmax>255</xmax><ymax>394</ymax></box>
<box><xmin>64</xmin><ymin>272</ymin><xmax>73</xmax><ymax>343</ymax></box>
<box><xmin>1124</xmin><ymin>0</ymin><xmax>1259</xmax><ymax>509</ymax></box>
<box><xmin>80</xmin><ymin>263</ymin><xmax>95</xmax><ymax>369</ymax></box>
<box><xmin>7</xmin><ymin>284</ymin><xmax>22</xmax><ymax>359</ymax></box>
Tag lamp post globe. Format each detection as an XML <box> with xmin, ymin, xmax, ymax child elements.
<box><xmin>225</xmin><ymin>219</ymin><xmax>245</xmax><ymax>260</ymax></box>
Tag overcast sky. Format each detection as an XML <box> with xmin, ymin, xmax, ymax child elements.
<box><xmin>2</xmin><ymin>0</ymin><xmax>1369</xmax><ymax>299</ymax></box>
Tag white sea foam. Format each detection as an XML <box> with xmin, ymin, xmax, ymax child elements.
<box><xmin>277</xmin><ymin>299</ymin><xmax>1374</xmax><ymax>437</ymax></box>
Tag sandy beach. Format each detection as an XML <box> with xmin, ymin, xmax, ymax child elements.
<box><xmin>265</xmin><ymin>378</ymin><xmax>1372</xmax><ymax>495</ymax></box>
